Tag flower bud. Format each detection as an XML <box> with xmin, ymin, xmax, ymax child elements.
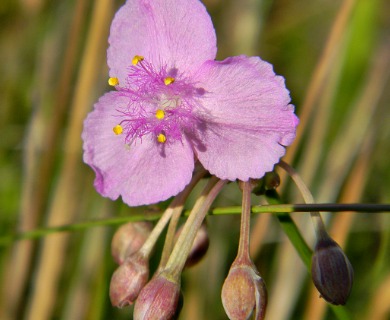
<box><xmin>109</xmin><ymin>254</ymin><xmax>149</xmax><ymax>307</ymax></box>
<box><xmin>175</xmin><ymin>223</ymin><xmax>209</xmax><ymax>268</ymax></box>
<box><xmin>133</xmin><ymin>272</ymin><xmax>181</xmax><ymax>320</ymax></box>
<box><xmin>263</xmin><ymin>171</ymin><xmax>280</xmax><ymax>191</ymax></box>
<box><xmin>221</xmin><ymin>262</ymin><xmax>267</xmax><ymax>320</ymax></box>
<box><xmin>311</xmin><ymin>237</ymin><xmax>354</xmax><ymax>305</ymax></box>
<box><xmin>250</xmin><ymin>171</ymin><xmax>280</xmax><ymax>196</ymax></box>
<box><xmin>111</xmin><ymin>222</ymin><xmax>153</xmax><ymax>264</ymax></box>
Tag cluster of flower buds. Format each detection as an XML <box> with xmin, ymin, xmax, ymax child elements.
<box><xmin>130</xmin><ymin>223</ymin><xmax>210</xmax><ymax>319</ymax></box>
<box><xmin>108</xmin><ymin>193</ymin><xmax>214</xmax><ymax>319</ymax></box>
<box><xmin>109</xmin><ymin>222</ymin><xmax>152</xmax><ymax>307</ymax></box>
<box><xmin>107</xmin><ymin>166</ymin><xmax>355</xmax><ymax>320</ymax></box>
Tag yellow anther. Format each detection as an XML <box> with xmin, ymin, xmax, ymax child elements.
<box><xmin>157</xmin><ymin>133</ymin><xmax>166</xmax><ymax>143</ymax></box>
<box><xmin>155</xmin><ymin>109</ymin><xmax>165</xmax><ymax>120</ymax></box>
<box><xmin>164</xmin><ymin>77</ymin><xmax>175</xmax><ymax>85</ymax></box>
<box><xmin>108</xmin><ymin>77</ymin><xmax>119</xmax><ymax>86</ymax></box>
<box><xmin>113</xmin><ymin>124</ymin><xmax>123</xmax><ymax>135</ymax></box>
<box><xmin>132</xmin><ymin>55</ymin><xmax>144</xmax><ymax>66</ymax></box>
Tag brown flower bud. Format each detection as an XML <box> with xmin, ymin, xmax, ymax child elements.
<box><xmin>133</xmin><ymin>272</ymin><xmax>181</xmax><ymax>320</ymax></box>
<box><xmin>111</xmin><ymin>222</ymin><xmax>153</xmax><ymax>265</ymax></box>
<box><xmin>263</xmin><ymin>171</ymin><xmax>280</xmax><ymax>191</ymax></box>
<box><xmin>311</xmin><ymin>237</ymin><xmax>354</xmax><ymax>305</ymax></box>
<box><xmin>221</xmin><ymin>262</ymin><xmax>267</xmax><ymax>320</ymax></box>
<box><xmin>109</xmin><ymin>254</ymin><xmax>149</xmax><ymax>307</ymax></box>
<box><xmin>175</xmin><ymin>223</ymin><xmax>209</xmax><ymax>268</ymax></box>
<box><xmin>249</xmin><ymin>171</ymin><xmax>280</xmax><ymax>196</ymax></box>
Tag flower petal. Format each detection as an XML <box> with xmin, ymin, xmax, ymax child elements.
<box><xmin>108</xmin><ymin>0</ymin><xmax>217</xmax><ymax>84</ymax></box>
<box><xmin>194</xmin><ymin>56</ymin><xmax>299</xmax><ymax>181</ymax></box>
<box><xmin>82</xmin><ymin>92</ymin><xmax>194</xmax><ymax>206</ymax></box>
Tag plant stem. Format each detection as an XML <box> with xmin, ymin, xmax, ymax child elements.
<box><xmin>1</xmin><ymin>203</ymin><xmax>389</xmax><ymax>246</ymax></box>
<box><xmin>138</xmin><ymin>168</ymin><xmax>206</xmax><ymax>259</ymax></box>
<box><xmin>236</xmin><ymin>181</ymin><xmax>252</xmax><ymax>262</ymax></box>
<box><xmin>164</xmin><ymin>178</ymin><xmax>227</xmax><ymax>279</ymax></box>
<box><xmin>266</xmin><ymin>191</ymin><xmax>352</xmax><ymax>320</ymax></box>
<box><xmin>212</xmin><ymin>203</ymin><xmax>390</xmax><ymax>215</ymax></box>
<box><xmin>278</xmin><ymin>160</ymin><xmax>328</xmax><ymax>239</ymax></box>
<box><xmin>158</xmin><ymin>165</ymin><xmax>207</xmax><ymax>268</ymax></box>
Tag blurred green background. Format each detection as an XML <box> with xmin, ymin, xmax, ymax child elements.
<box><xmin>1</xmin><ymin>0</ymin><xmax>390</xmax><ymax>319</ymax></box>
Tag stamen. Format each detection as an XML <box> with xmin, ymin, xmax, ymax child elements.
<box><xmin>132</xmin><ymin>55</ymin><xmax>144</xmax><ymax>66</ymax></box>
<box><xmin>113</xmin><ymin>124</ymin><xmax>123</xmax><ymax>135</ymax></box>
<box><xmin>164</xmin><ymin>77</ymin><xmax>175</xmax><ymax>85</ymax></box>
<box><xmin>108</xmin><ymin>77</ymin><xmax>119</xmax><ymax>86</ymax></box>
<box><xmin>157</xmin><ymin>133</ymin><xmax>166</xmax><ymax>143</ymax></box>
<box><xmin>155</xmin><ymin>109</ymin><xmax>165</xmax><ymax>120</ymax></box>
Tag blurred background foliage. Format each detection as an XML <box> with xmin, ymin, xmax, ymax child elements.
<box><xmin>0</xmin><ymin>0</ymin><xmax>389</xmax><ymax>319</ymax></box>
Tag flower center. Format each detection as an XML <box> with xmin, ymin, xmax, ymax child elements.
<box><xmin>110</xmin><ymin>55</ymin><xmax>204</xmax><ymax>145</ymax></box>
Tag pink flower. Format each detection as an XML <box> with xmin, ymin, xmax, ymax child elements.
<box><xmin>82</xmin><ymin>0</ymin><xmax>299</xmax><ymax>206</ymax></box>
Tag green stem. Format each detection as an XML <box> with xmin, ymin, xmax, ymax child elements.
<box><xmin>139</xmin><ymin>168</ymin><xmax>206</xmax><ymax>259</ymax></box>
<box><xmin>164</xmin><ymin>178</ymin><xmax>227</xmax><ymax>279</ymax></box>
<box><xmin>158</xmin><ymin>165</ymin><xmax>207</xmax><ymax>268</ymax></box>
<box><xmin>266</xmin><ymin>193</ymin><xmax>312</xmax><ymax>267</ymax></box>
<box><xmin>1</xmin><ymin>203</ymin><xmax>389</xmax><ymax>246</ymax></box>
<box><xmin>213</xmin><ymin>203</ymin><xmax>390</xmax><ymax>214</ymax></box>
<box><xmin>278</xmin><ymin>160</ymin><xmax>328</xmax><ymax>239</ymax></box>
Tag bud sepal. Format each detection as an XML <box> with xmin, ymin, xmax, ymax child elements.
<box><xmin>134</xmin><ymin>271</ymin><xmax>182</xmax><ymax>320</ymax></box>
<box><xmin>109</xmin><ymin>254</ymin><xmax>149</xmax><ymax>307</ymax></box>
